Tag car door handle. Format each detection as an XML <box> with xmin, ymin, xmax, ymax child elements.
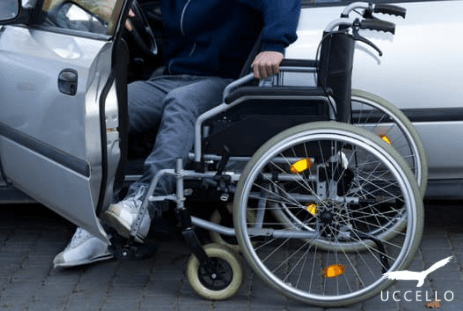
<box><xmin>58</xmin><ymin>69</ymin><xmax>78</xmax><ymax>96</ymax></box>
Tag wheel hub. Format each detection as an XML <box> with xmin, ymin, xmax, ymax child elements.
<box><xmin>320</xmin><ymin>210</ymin><xmax>334</xmax><ymax>224</ymax></box>
<box><xmin>318</xmin><ymin>200</ymin><xmax>344</xmax><ymax>238</ymax></box>
<box><xmin>198</xmin><ymin>257</ymin><xmax>233</xmax><ymax>291</ymax></box>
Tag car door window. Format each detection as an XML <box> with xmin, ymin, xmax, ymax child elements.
<box><xmin>0</xmin><ymin>0</ymin><xmax>19</xmax><ymax>20</ymax></box>
<box><xmin>39</xmin><ymin>0</ymin><xmax>123</xmax><ymax>36</ymax></box>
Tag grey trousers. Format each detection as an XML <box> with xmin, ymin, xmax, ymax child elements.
<box><xmin>126</xmin><ymin>74</ymin><xmax>232</xmax><ymax>215</ymax></box>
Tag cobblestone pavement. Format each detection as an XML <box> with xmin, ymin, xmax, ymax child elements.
<box><xmin>0</xmin><ymin>202</ymin><xmax>462</xmax><ymax>311</ymax></box>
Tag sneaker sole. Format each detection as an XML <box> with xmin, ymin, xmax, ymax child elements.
<box><xmin>54</xmin><ymin>253</ymin><xmax>113</xmax><ymax>269</ymax></box>
<box><xmin>102</xmin><ymin>211</ymin><xmax>145</xmax><ymax>243</ymax></box>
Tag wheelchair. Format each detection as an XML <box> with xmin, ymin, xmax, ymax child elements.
<box><xmin>124</xmin><ymin>2</ymin><xmax>425</xmax><ymax>307</ymax></box>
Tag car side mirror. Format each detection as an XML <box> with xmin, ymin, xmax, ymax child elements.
<box><xmin>0</xmin><ymin>0</ymin><xmax>20</xmax><ymax>23</ymax></box>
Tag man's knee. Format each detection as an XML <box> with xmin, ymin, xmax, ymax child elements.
<box><xmin>163</xmin><ymin>89</ymin><xmax>200</xmax><ymax>116</ymax></box>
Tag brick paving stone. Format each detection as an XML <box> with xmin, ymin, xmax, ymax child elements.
<box><xmin>0</xmin><ymin>258</ymin><xmax>21</xmax><ymax>278</ymax></box>
<box><xmin>75</xmin><ymin>267</ymin><xmax>118</xmax><ymax>291</ymax></box>
<box><xmin>323</xmin><ymin>307</ymin><xmax>363</xmax><ymax>311</ymax></box>
<box><xmin>441</xmin><ymin>303</ymin><xmax>463</xmax><ymax>311</ymax></box>
<box><xmin>66</xmin><ymin>293</ymin><xmax>106</xmax><ymax>311</ymax></box>
<box><xmin>214</xmin><ymin>299</ymin><xmax>249</xmax><ymax>310</ymax></box>
<box><xmin>44</xmin><ymin>270</ymin><xmax>82</xmax><ymax>285</ymax></box>
<box><xmin>451</xmin><ymin>252</ymin><xmax>463</xmax><ymax>267</ymax></box>
<box><xmin>428</xmin><ymin>280</ymin><xmax>463</xmax><ymax>295</ymax></box>
<box><xmin>0</xmin><ymin>299</ymin><xmax>29</xmax><ymax>311</ymax></box>
<box><xmin>421</xmin><ymin>249</ymin><xmax>455</xmax><ymax>263</ymax></box>
<box><xmin>363</xmin><ymin>290</ymin><xmax>400</xmax><ymax>310</ymax></box>
<box><xmin>431</xmin><ymin>270</ymin><xmax>461</xmax><ymax>283</ymax></box>
<box><xmin>177</xmin><ymin>296</ymin><xmax>213</xmax><ymax>311</ymax></box>
<box><xmin>420</xmin><ymin>235</ymin><xmax>453</xmax><ymax>249</ymax></box>
<box><xmin>100</xmin><ymin>299</ymin><xmax>142</xmax><ymax>311</ymax></box>
<box><xmin>284</xmin><ymin>302</ymin><xmax>324</xmax><ymax>311</ymax></box>
<box><xmin>0</xmin><ymin>294</ymin><xmax>31</xmax><ymax>310</ymax></box>
<box><xmin>11</xmin><ymin>265</ymin><xmax>49</xmax><ymax>282</ymax></box>
<box><xmin>27</xmin><ymin>288</ymin><xmax>70</xmax><ymax>311</ymax></box>
<box><xmin>1</xmin><ymin>277</ymin><xmax>41</xmax><ymax>299</ymax></box>
<box><xmin>249</xmin><ymin>277</ymin><xmax>288</xmax><ymax>308</ymax></box>
<box><xmin>449</xmin><ymin>236</ymin><xmax>463</xmax><ymax>251</ymax></box>
<box><xmin>145</xmin><ymin>277</ymin><xmax>182</xmax><ymax>297</ymax></box>
<box><xmin>214</xmin><ymin>304</ymin><xmax>251</xmax><ymax>311</ymax></box>
<box><xmin>139</xmin><ymin>295</ymin><xmax>178</xmax><ymax>311</ymax></box>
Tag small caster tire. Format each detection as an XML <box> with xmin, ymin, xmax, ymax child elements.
<box><xmin>186</xmin><ymin>243</ymin><xmax>244</xmax><ymax>301</ymax></box>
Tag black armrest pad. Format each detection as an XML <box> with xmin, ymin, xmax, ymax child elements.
<box><xmin>280</xmin><ymin>59</ymin><xmax>318</xmax><ymax>68</ymax></box>
<box><xmin>225</xmin><ymin>86</ymin><xmax>326</xmax><ymax>104</ymax></box>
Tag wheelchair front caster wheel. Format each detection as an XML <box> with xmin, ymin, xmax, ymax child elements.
<box><xmin>186</xmin><ymin>243</ymin><xmax>244</xmax><ymax>301</ymax></box>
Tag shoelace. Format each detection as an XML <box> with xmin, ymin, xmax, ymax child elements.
<box><xmin>66</xmin><ymin>228</ymin><xmax>91</xmax><ymax>249</ymax></box>
<box><xmin>120</xmin><ymin>185</ymin><xmax>146</xmax><ymax>212</ymax></box>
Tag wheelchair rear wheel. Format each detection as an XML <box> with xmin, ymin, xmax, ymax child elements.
<box><xmin>233</xmin><ymin>121</ymin><xmax>423</xmax><ymax>306</ymax></box>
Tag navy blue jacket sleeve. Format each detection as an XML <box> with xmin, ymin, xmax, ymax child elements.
<box><xmin>236</xmin><ymin>0</ymin><xmax>301</xmax><ymax>53</ymax></box>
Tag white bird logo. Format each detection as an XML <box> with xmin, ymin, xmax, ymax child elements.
<box><xmin>383</xmin><ymin>256</ymin><xmax>453</xmax><ymax>287</ymax></box>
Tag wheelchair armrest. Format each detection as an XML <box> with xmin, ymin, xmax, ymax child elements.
<box><xmin>222</xmin><ymin>59</ymin><xmax>319</xmax><ymax>102</ymax></box>
<box><xmin>280</xmin><ymin>59</ymin><xmax>318</xmax><ymax>68</ymax></box>
<box><xmin>224</xmin><ymin>86</ymin><xmax>327</xmax><ymax>104</ymax></box>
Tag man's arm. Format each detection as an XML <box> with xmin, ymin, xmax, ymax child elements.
<box><xmin>238</xmin><ymin>0</ymin><xmax>301</xmax><ymax>79</ymax></box>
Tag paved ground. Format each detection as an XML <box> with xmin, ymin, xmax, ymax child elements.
<box><xmin>0</xmin><ymin>202</ymin><xmax>462</xmax><ymax>311</ymax></box>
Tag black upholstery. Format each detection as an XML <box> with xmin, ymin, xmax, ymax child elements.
<box><xmin>204</xmin><ymin>86</ymin><xmax>331</xmax><ymax>157</ymax></box>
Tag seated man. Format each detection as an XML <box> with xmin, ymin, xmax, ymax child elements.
<box><xmin>53</xmin><ymin>0</ymin><xmax>301</xmax><ymax>268</ymax></box>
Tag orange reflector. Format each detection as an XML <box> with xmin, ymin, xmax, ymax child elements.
<box><xmin>290</xmin><ymin>158</ymin><xmax>312</xmax><ymax>174</ymax></box>
<box><xmin>322</xmin><ymin>264</ymin><xmax>345</xmax><ymax>278</ymax></box>
<box><xmin>380</xmin><ymin>135</ymin><xmax>392</xmax><ymax>145</ymax></box>
<box><xmin>305</xmin><ymin>203</ymin><xmax>317</xmax><ymax>216</ymax></box>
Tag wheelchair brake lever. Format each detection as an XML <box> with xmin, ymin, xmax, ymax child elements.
<box><xmin>352</xmin><ymin>20</ymin><xmax>383</xmax><ymax>57</ymax></box>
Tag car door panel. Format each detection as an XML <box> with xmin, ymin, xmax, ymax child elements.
<box><xmin>0</xmin><ymin>0</ymin><xmax>129</xmax><ymax>242</ymax></box>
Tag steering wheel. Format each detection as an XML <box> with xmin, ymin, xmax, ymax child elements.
<box><xmin>128</xmin><ymin>0</ymin><xmax>158</xmax><ymax>58</ymax></box>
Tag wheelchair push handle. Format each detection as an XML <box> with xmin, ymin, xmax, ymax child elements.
<box><xmin>341</xmin><ymin>2</ymin><xmax>406</xmax><ymax>19</ymax></box>
<box><xmin>373</xmin><ymin>4</ymin><xmax>406</xmax><ymax>18</ymax></box>
<box><xmin>359</xmin><ymin>19</ymin><xmax>396</xmax><ymax>35</ymax></box>
<box><xmin>324</xmin><ymin>17</ymin><xmax>395</xmax><ymax>35</ymax></box>
<box><xmin>323</xmin><ymin>17</ymin><xmax>397</xmax><ymax>56</ymax></box>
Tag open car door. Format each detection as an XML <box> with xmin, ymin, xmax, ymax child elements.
<box><xmin>0</xmin><ymin>0</ymin><xmax>131</xmax><ymax>243</ymax></box>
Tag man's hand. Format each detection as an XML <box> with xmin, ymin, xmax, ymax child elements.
<box><xmin>252</xmin><ymin>51</ymin><xmax>284</xmax><ymax>79</ymax></box>
<box><xmin>125</xmin><ymin>9</ymin><xmax>135</xmax><ymax>31</ymax></box>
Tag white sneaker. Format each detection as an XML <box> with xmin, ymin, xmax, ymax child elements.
<box><xmin>53</xmin><ymin>228</ymin><xmax>113</xmax><ymax>268</ymax></box>
<box><xmin>101</xmin><ymin>186</ymin><xmax>151</xmax><ymax>243</ymax></box>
